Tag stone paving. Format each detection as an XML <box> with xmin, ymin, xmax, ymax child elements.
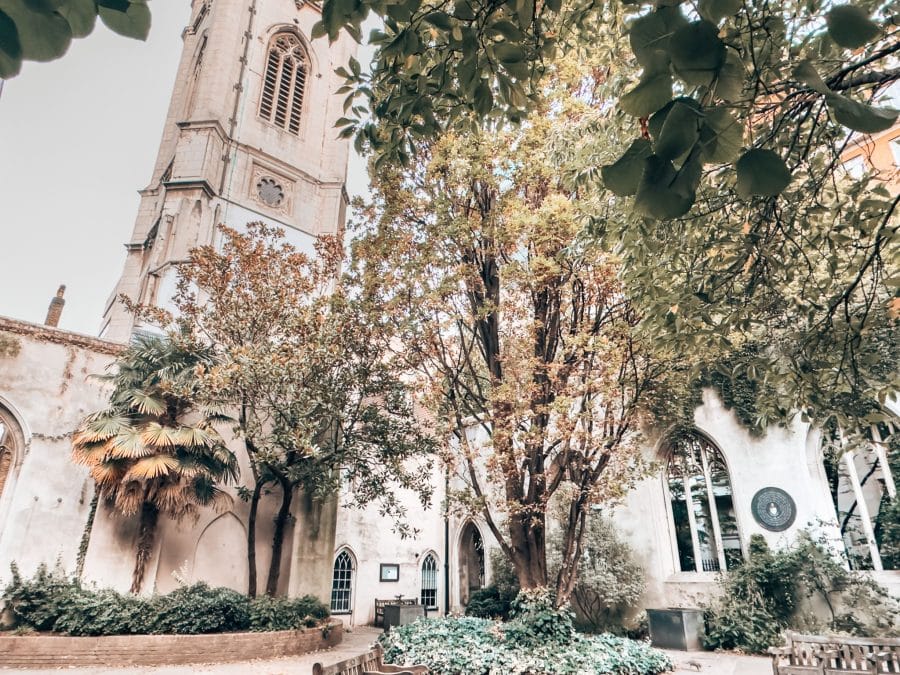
<box><xmin>1</xmin><ymin>626</ymin><xmax>773</xmax><ymax>674</ymax></box>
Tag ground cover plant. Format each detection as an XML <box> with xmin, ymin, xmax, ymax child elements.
<box><xmin>382</xmin><ymin>589</ymin><xmax>671</xmax><ymax>675</ymax></box>
<box><xmin>1</xmin><ymin>564</ymin><xmax>329</xmax><ymax>636</ymax></box>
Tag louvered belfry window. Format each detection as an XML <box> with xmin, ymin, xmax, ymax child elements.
<box><xmin>259</xmin><ymin>33</ymin><xmax>308</xmax><ymax>135</ymax></box>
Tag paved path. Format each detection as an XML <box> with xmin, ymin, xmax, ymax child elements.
<box><xmin>667</xmin><ymin>649</ymin><xmax>772</xmax><ymax>675</ymax></box>
<box><xmin>1</xmin><ymin>629</ymin><xmax>773</xmax><ymax>674</ymax></box>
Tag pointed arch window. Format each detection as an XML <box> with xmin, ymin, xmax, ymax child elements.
<box><xmin>666</xmin><ymin>432</ymin><xmax>742</xmax><ymax>573</ymax></box>
<box><xmin>0</xmin><ymin>410</ymin><xmax>19</xmax><ymax>501</ymax></box>
<box><xmin>822</xmin><ymin>420</ymin><xmax>898</xmax><ymax>571</ymax></box>
<box><xmin>330</xmin><ymin>549</ymin><xmax>354</xmax><ymax>614</ymax></box>
<box><xmin>259</xmin><ymin>32</ymin><xmax>308</xmax><ymax>135</ymax></box>
<box><xmin>420</xmin><ymin>553</ymin><xmax>438</xmax><ymax>609</ymax></box>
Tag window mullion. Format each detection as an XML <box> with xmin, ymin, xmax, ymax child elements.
<box><xmin>700</xmin><ymin>443</ymin><xmax>727</xmax><ymax>572</ymax></box>
<box><xmin>843</xmin><ymin>450</ymin><xmax>884</xmax><ymax>571</ymax></box>
<box><xmin>682</xmin><ymin>462</ymin><xmax>703</xmax><ymax>573</ymax></box>
<box><xmin>870</xmin><ymin>426</ymin><xmax>897</xmax><ymax>500</ymax></box>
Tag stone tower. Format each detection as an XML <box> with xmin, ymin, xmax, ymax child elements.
<box><xmin>87</xmin><ymin>0</ymin><xmax>354</xmax><ymax>599</ymax></box>
<box><xmin>101</xmin><ymin>0</ymin><xmax>356</xmax><ymax>342</ymax></box>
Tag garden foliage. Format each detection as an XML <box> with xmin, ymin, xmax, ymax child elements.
<box><xmin>1</xmin><ymin>564</ymin><xmax>329</xmax><ymax>636</ymax></box>
<box><xmin>704</xmin><ymin>533</ymin><xmax>900</xmax><ymax>653</ymax></box>
<box><xmin>383</xmin><ymin>589</ymin><xmax>671</xmax><ymax>674</ymax></box>
<box><xmin>466</xmin><ymin>549</ymin><xmax>520</xmax><ymax>620</ymax></box>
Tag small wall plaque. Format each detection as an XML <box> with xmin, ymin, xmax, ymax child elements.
<box><xmin>380</xmin><ymin>563</ymin><xmax>400</xmax><ymax>582</ymax></box>
<box><xmin>751</xmin><ymin>487</ymin><xmax>797</xmax><ymax>532</ymax></box>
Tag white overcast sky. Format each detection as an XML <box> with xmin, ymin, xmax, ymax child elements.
<box><xmin>0</xmin><ymin>3</ymin><xmax>370</xmax><ymax>337</ymax></box>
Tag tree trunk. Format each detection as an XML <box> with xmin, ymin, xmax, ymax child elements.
<box><xmin>265</xmin><ymin>478</ymin><xmax>294</xmax><ymax>596</ymax></box>
<box><xmin>507</xmin><ymin>509</ymin><xmax>549</xmax><ymax>590</ymax></box>
<box><xmin>247</xmin><ymin>480</ymin><xmax>263</xmax><ymax>598</ymax></box>
<box><xmin>130</xmin><ymin>501</ymin><xmax>159</xmax><ymax>594</ymax></box>
<box><xmin>75</xmin><ymin>487</ymin><xmax>99</xmax><ymax>579</ymax></box>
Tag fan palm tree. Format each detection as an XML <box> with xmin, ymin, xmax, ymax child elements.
<box><xmin>73</xmin><ymin>334</ymin><xmax>238</xmax><ymax>593</ymax></box>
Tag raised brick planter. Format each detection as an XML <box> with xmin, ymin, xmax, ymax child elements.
<box><xmin>0</xmin><ymin>619</ymin><xmax>343</xmax><ymax>668</ymax></box>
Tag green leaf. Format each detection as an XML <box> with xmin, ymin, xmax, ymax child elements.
<box><xmin>453</xmin><ymin>0</ymin><xmax>475</xmax><ymax>20</ymax></box>
<box><xmin>97</xmin><ymin>0</ymin><xmax>150</xmax><ymax>41</ymax></box>
<box><xmin>634</xmin><ymin>154</ymin><xmax>699</xmax><ymax>219</ymax></box>
<box><xmin>0</xmin><ymin>9</ymin><xmax>22</xmax><ymax>78</ymax></box>
<box><xmin>0</xmin><ymin>0</ymin><xmax>72</xmax><ymax>61</ymax></box>
<box><xmin>735</xmin><ymin>149</ymin><xmax>791</xmax><ymax>198</ymax></box>
<box><xmin>713</xmin><ymin>49</ymin><xmax>744</xmax><ymax>101</ymax></box>
<box><xmin>826</xmin><ymin>94</ymin><xmax>898</xmax><ymax>134</ymax></box>
<box><xmin>620</xmin><ymin>53</ymin><xmax>673</xmax><ymax>117</ymax></box>
<box><xmin>494</xmin><ymin>42</ymin><xmax>526</xmax><ymax>64</ymax></box>
<box><xmin>473</xmin><ymin>80</ymin><xmax>493</xmax><ymax>115</ymax></box>
<box><xmin>793</xmin><ymin>60</ymin><xmax>829</xmax><ymax>94</ymax></box>
<box><xmin>826</xmin><ymin>4</ymin><xmax>880</xmax><ymax>49</ymax></box>
<box><xmin>629</xmin><ymin>7</ymin><xmax>686</xmax><ymax>67</ymax></box>
<box><xmin>698</xmin><ymin>0</ymin><xmax>741</xmax><ymax>23</ymax></box>
<box><xmin>669</xmin><ymin>20</ymin><xmax>725</xmax><ymax>86</ymax></box>
<box><xmin>310</xmin><ymin>19</ymin><xmax>327</xmax><ymax>39</ymax></box>
<box><xmin>698</xmin><ymin>108</ymin><xmax>742</xmax><ymax>163</ymax></box>
<box><xmin>58</xmin><ymin>0</ymin><xmax>97</xmax><ymax>38</ymax></box>
<box><xmin>655</xmin><ymin>101</ymin><xmax>700</xmax><ymax>160</ymax></box>
<box><xmin>601</xmin><ymin>138</ymin><xmax>652</xmax><ymax>196</ymax></box>
<box><xmin>423</xmin><ymin>11</ymin><xmax>452</xmax><ymax>30</ymax></box>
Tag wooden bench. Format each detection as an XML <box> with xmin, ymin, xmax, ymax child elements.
<box><xmin>312</xmin><ymin>643</ymin><xmax>429</xmax><ymax>675</ymax></box>
<box><xmin>770</xmin><ymin>631</ymin><xmax>900</xmax><ymax>674</ymax></box>
<box><xmin>374</xmin><ymin>598</ymin><xmax>420</xmax><ymax>627</ymax></box>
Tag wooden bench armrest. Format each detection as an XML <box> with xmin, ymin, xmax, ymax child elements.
<box><xmin>768</xmin><ymin>647</ymin><xmax>791</xmax><ymax>656</ymax></box>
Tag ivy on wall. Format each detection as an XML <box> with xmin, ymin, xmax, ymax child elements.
<box><xmin>0</xmin><ymin>332</ymin><xmax>21</xmax><ymax>358</ymax></box>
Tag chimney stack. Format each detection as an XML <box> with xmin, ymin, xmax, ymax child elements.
<box><xmin>45</xmin><ymin>285</ymin><xmax>66</xmax><ymax>327</ymax></box>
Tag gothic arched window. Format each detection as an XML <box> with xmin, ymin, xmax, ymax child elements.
<box><xmin>330</xmin><ymin>548</ymin><xmax>354</xmax><ymax>614</ymax></box>
<box><xmin>822</xmin><ymin>420</ymin><xmax>898</xmax><ymax>571</ymax></box>
<box><xmin>666</xmin><ymin>432</ymin><xmax>742</xmax><ymax>573</ymax></box>
<box><xmin>259</xmin><ymin>32</ymin><xmax>308</xmax><ymax>135</ymax></box>
<box><xmin>420</xmin><ymin>553</ymin><xmax>438</xmax><ymax>609</ymax></box>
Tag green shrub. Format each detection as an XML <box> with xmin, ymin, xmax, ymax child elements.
<box><xmin>549</xmin><ymin>512</ymin><xmax>646</xmax><ymax>635</ymax></box>
<box><xmin>1</xmin><ymin>564</ymin><xmax>329</xmax><ymax>636</ymax></box>
<box><xmin>248</xmin><ymin>594</ymin><xmax>330</xmax><ymax>631</ymax></box>
<box><xmin>151</xmin><ymin>584</ymin><xmax>251</xmax><ymax>634</ymax></box>
<box><xmin>382</xmin><ymin>590</ymin><xmax>672</xmax><ymax>674</ymax></box>
<box><xmin>465</xmin><ymin>549</ymin><xmax>519</xmax><ymax>620</ymax></box>
<box><xmin>704</xmin><ymin>532</ymin><xmax>900</xmax><ymax>653</ymax></box>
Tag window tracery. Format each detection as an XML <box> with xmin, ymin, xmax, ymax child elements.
<box><xmin>822</xmin><ymin>420</ymin><xmax>898</xmax><ymax>570</ymax></box>
<box><xmin>420</xmin><ymin>553</ymin><xmax>438</xmax><ymax>609</ymax></box>
<box><xmin>330</xmin><ymin>548</ymin><xmax>354</xmax><ymax>613</ymax></box>
<box><xmin>259</xmin><ymin>32</ymin><xmax>308</xmax><ymax>135</ymax></box>
<box><xmin>666</xmin><ymin>432</ymin><xmax>742</xmax><ymax>572</ymax></box>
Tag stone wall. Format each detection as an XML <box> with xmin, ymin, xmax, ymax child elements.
<box><xmin>0</xmin><ymin>620</ymin><xmax>342</xmax><ymax>668</ymax></box>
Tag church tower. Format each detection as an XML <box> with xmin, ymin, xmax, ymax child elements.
<box><xmin>101</xmin><ymin>0</ymin><xmax>356</xmax><ymax>341</ymax></box>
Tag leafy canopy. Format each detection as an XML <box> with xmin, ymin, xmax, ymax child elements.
<box><xmin>0</xmin><ymin>0</ymin><xmax>151</xmax><ymax>78</ymax></box>
<box><xmin>321</xmin><ymin>0</ymin><xmax>897</xmax><ymax>220</ymax></box>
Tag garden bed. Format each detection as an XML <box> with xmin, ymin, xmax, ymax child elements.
<box><xmin>0</xmin><ymin>619</ymin><xmax>343</xmax><ymax>668</ymax></box>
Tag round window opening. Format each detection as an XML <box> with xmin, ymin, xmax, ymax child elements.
<box><xmin>257</xmin><ymin>177</ymin><xmax>285</xmax><ymax>208</ymax></box>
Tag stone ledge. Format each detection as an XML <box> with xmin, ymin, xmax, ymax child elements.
<box><xmin>0</xmin><ymin>316</ymin><xmax>126</xmax><ymax>357</ymax></box>
<box><xmin>0</xmin><ymin>619</ymin><xmax>342</xmax><ymax>668</ymax></box>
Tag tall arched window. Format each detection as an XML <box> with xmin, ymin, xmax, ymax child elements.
<box><xmin>0</xmin><ymin>407</ymin><xmax>20</xmax><ymax>503</ymax></box>
<box><xmin>330</xmin><ymin>549</ymin><xmax>354</xmax><ymax>614</ymax></box>
<box><xmin>420</xmin><ymin>553</ymin><xmax>438</xmax><ymax>609</ymax></box>
<box><xmin>259</xmin><ymin>32</ymin><xmax>308</xmax><ymax>135</ymax></box>
<box><xmin>459</xmin><ymin>522</ymin><xmax>485</xmax><ymax>605</ymax></box>
<box><xmin>666</xmin><ymin>432</ymin><xmax>742</xmax><ymax>572</ymax></box>
<box><xmin>822</xmin><ymin>420</ymin><xmax>898</xmax><ymax>571</ymax></box>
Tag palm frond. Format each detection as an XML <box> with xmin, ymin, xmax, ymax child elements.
<box><xmin>123</xmin><ymin>455</ymin><xmax>180</xmax><ymax>481</ymax></box>
<box><xmin>109</xmin><ymin>427</ymin><xmax>152</xmax><ymax>458</ymax></box>
<box><xmin>141</xmin><ymin>422</ymin><xmax>180</xmax><ymax>448</ymax></box>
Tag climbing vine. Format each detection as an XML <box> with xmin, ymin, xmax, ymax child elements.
<box><xmin>0</xmin><ymin>333</ymin><xmax>21</xmax><ymax>358</ymax></box>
